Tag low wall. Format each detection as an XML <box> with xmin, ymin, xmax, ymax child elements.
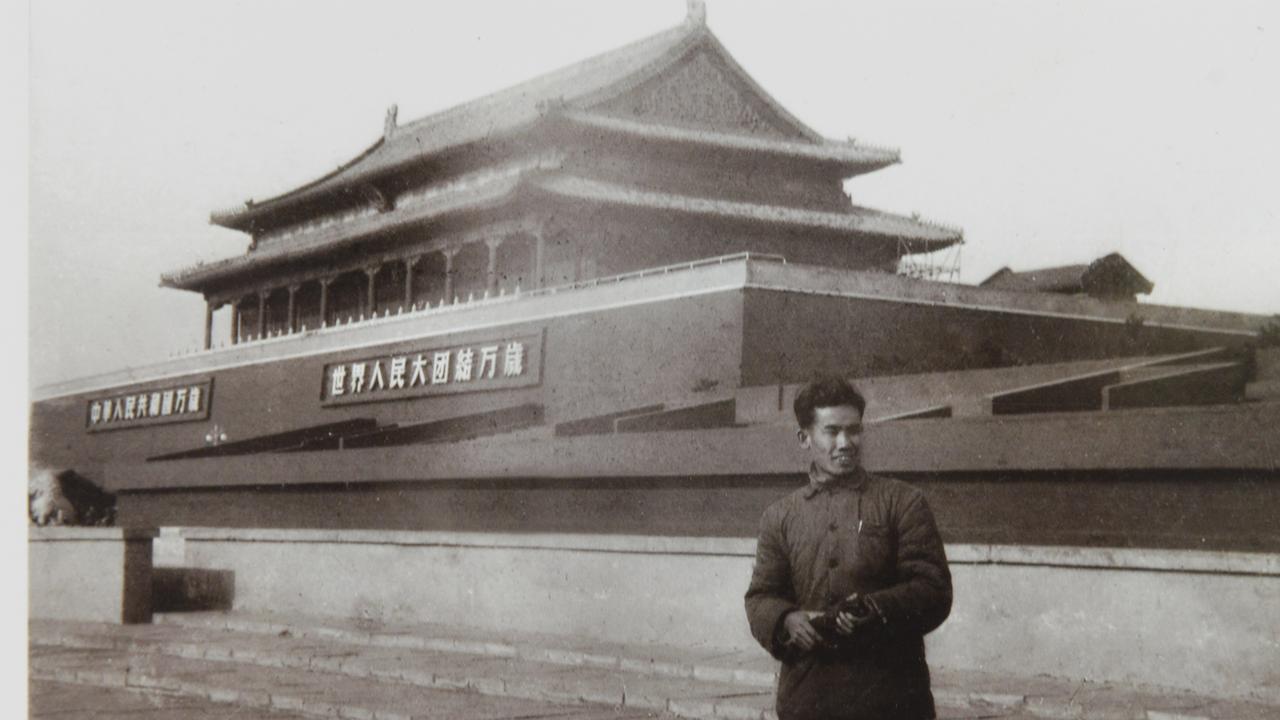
<box><xmin>177</xmin><ymin>527</ymin><xmax>1280</xmax><ymax>703</ymax></box>
<box><xmin>935</xmin><ymin>545</ymin><xmax>1280</xmax><ymax>703</ymax></box>
<box><xmin>29</xmin><ymin>527</ymin><xmax>157</xmax><ymax>624</ymax></box>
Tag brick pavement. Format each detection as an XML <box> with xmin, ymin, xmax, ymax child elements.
<box><xmin>28</xmin><ymin>612</ymin><xmax>1279</xmax><ymax>720</ymax></box>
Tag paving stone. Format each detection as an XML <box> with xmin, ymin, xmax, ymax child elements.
<box><xmin>712</xmin><ymin>691</ymin><xmax>774</xmax><ymax>720</ymax></box>
<box><xmin>338</xmin><ymin>705</ymin><xmax>378</xmax><ymax>720</ymax></box>
<box><xmin>503</xmin><ymin>664</ymin><xmax>628</xmax><ymax>706</ymax></box>
<box><xmin>31</xmin><ymin>679</ymin><xmax>309</xmax><ymax>719</ymax></box>
<box><xmin>1122</xmin><ymin>683</ymin><xmax>1263</xmax><ymax>719</ymax></box>
<box><xmin>618</xmin><ymin>674</ymin><xmax>749</xmax><ymax>713</ymax></box>
<box><xmin>730</xmin><ymin>668</ymin><xmax>775</xmax><ymax>687</ymax></box>
<box><xmin>554</xmin><ymin>710</ymin><xmax>665</xmax><ymax>720</ymax></box>
<box><xmin>520</xmin><ymin>644</ymin><xmax>620</xmax><ymax>669</ymax></box>
<box><xmin>208</xmin><ymin>685</ymin><xmax>274</xmax><ymax>708</ymax></box>
<box><xmin>935</xmin><ymin>688</ymin><xmax>1027</xmax><ymax>714</ymax></box>
<box><xmin>619</xmin><ymin>655</ymin><xmax>695</xmax><ymax>679</ymax></box>
<box><xmin>334</xmin><ymin>645</ymin><xmax>426</xmax><ymax>680</ymax></box>
<box><xmin>936</xmin><ymin>707</ymin><xmax>1042</xmax><ymax>720</ymax></box>
<box><xmin>1194</xmin><ymin>698</ymin><xmax>1280</xmax><ymax>720</ymax></box>
<box><xmin>668</xmin><ymin>696</ymin><xmax>719</xmax><ymax>719</ymax></box>
<box><xmin>1022</xmin><ymin>694</ymin><xmax>1086</xmax><ymax>719</ymax></box>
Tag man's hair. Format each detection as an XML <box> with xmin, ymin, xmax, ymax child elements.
<box><xmin>794</xmin><ymin>375</ymin><xmax>867</xmax><ymax>429</ymax></box>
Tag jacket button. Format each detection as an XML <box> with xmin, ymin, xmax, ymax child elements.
<box><xmin>828</xmin><ymin>558</ymin><xmax>839</xmax><ymax>568</ymax></box>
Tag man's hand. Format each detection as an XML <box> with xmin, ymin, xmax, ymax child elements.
<box><xmin>817</xmin><ymin>594</ymin><xmax>879</xmax><ymax>642</ymax></box>
<box><xmin>835</xmin><ymin>611</ymin><xmax>860</xmax><ymax>636</ymax></box>
<box><xmin>782</xmin><ymin>610</ymin><xmax>824</xmax><ymax>651</ymax></box>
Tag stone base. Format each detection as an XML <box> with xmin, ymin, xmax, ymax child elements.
<box><xmin>29</xmin><ymin>526</ymin><xmax>157</xmax><ymax>624</ymax></box>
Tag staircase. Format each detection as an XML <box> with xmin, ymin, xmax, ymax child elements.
<box><xmin>29</xmin><ymin>612</ymin><xmax>1279</xmax><ymax>720</ymax></box>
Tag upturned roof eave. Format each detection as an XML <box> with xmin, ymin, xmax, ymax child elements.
<box><xmin>533</xmin><ymin>175</ymin><xmax>963</xmax><ymax>249</ymax></box>
<box><xmin>208</xmin><ymin>135</ymin><xmax>390</xmax><ymax>232</ymax></box>
<box><xmin>206</xmin><ymin>13</ymin><xmax>874</xmax><ymax>233</ymax></box>
<box><xmin>208</xmin><ymin>20</ymin><xmax>703</xmax><ymax>233</ymax></box>
<box><xmin>559</xmin><ymin>110</ymin><xmax>900</xmax><ymax>175</ymax></box>
<box><xmin>173</xmin><ymin>172</ymin><xmax>962</xmax><ymax>293</ymax></box>
<box><xmin>174</xmin><ymin>171</ymin><xmax>535</xmax><ymax>293</ymax></box>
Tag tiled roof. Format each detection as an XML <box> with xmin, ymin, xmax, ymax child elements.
<box><xmin>211</xmin><ymin>10</ymin><xmax>869</xmax><ymax>232</ymax></box>
<box><xmin>533</xmin><ymin>175</ymin><xmax>963</xmax><ymax>249</ymax></box>
<box><xmin>981</xmin><ymin>253</ymin><xmax>1154</xmax><ymax>297</ymax></box>
<box><xmin>173</xmin><ymin>168</ymin><xmax>962</xmax><ymax>290</ymax></box>
<box><xmin>981</xmin><ymin>264</ymin><xmax>1091</xmax><ymax>293</ymax></box>
<box><xmin>560</xmin><ymin>110</ymin><xmax>899</xmax><ymax>171</ymax></box>
<box><xmin>212</xmin><ymin>19</ymin><xmax>709</xmax><ymax>230</ymax></box>
<box><xmin>168</xmin><ymin>165</ymin><xmax>537</xmax><ymax>290</ymax></box>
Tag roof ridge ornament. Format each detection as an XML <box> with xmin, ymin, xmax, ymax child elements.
<box><xmin>384</xmin><ymin>104</ymin><xmax>398</xmax><ymax>140</ymax></box>
<box><xmin>686</xmin><ymin>0</ymin><xmax>706</xmax><ymax>26</ymax></box>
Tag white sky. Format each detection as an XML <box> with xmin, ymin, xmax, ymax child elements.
<box><xmin>26</xmin><ymin>0</ymin><xmax>1280</xmax><ymax>390</ymax></box>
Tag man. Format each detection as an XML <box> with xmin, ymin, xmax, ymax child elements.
<box><xmin>745</xmin><ymin>376</ymin><xmax>952</xmax><ymax>720</ymax></box>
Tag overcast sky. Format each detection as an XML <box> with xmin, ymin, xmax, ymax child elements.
<box><xmin>27</xmin><ymin>0</ymin><xmax>1280</xmax><ymax>390</ymax></box>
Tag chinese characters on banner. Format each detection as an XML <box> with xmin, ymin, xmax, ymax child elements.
<box><xmin>86</xmin><ymin>381</ymin><xmax>213</xmax><ymax>431</ymax></box>
<box><xmin>322</xmin><ymin>334</ymin><xmax>541</xmax><ymax>405</ymax></box>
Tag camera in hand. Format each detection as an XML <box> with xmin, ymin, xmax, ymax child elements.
<box><xmin>809</xmin><ymin>593</ymin><xmax>878</xmax><ymax>646</ymax></box>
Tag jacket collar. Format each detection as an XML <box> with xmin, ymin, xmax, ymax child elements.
<box><xmin>803</xmin><ymin>464</ymin><xmax>869</xmax><ymax>499</ymax></box>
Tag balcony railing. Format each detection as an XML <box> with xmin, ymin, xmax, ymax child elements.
<box><xmin>171</xmin><ymin>252</ymin><xmax>786</xmax><ymax>358</ymax></box>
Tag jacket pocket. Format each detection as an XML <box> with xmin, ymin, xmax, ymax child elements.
<box><xmin>856</xmin><ymin>523</ymin><xmax>894</xmax><ymax>573</ymax></box>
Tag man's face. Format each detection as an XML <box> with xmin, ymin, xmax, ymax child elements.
<box><xmin>799</xmin><ymin>405</ymin><xmax>864</xmax><ymax>478</ymax></box>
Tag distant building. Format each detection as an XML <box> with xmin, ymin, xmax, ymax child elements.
<box><xmin>980</xmin><ymin>252</ymin><xmax>1153</xmax><ymax>302</ymax></box>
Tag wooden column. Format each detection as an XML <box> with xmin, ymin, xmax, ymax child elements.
<box><xmin>319</xmin><ymin>277</ymin><xmax>333</xmax><ymax>326</ymax></box>
<box><xmin>443</xmin><ymin>248</ymin><xmax>458</xmax><ymax>302</ymax></box>
<box><xmin>403</xmin><ymin>256</ymin><xmax>419</xmax><ymax>308</ymax></box>
<box><xmin>256</xmin><ymin>290</ymin><xmax>267</xmax><ymax>339</ymax></box>
<box><xmin>230</xmin><ymin>302</ymin><xmax>240</xmax><ymax>344</ymax></box>
<box><xmin>203</xmin><ymin>300</ymin><xmax>215</xmax><ymax>350</ymax></box>
<box><xmin>485</xmin><ymin>237</ymin><xmax>503</xmax><ymax>294</ymax></box>
<box><xmin>364</xmin><ymin>266</ymin><xmax>379</xmax><ymax>315</ymax></box>
<box><xmin>533</xmin><ymin>233</ymin><xmax>546</xmax><ymax>290</ymax></box>
<box><xmin>286</xmin><ymin>284</ymin><xmax>300</xmax><ymax>332</ymax></box>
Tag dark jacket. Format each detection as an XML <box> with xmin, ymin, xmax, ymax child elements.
<box><xmin>744</xmin><ymin>468</ymin><xmax>952</xmax><ymax>720</ymax></box>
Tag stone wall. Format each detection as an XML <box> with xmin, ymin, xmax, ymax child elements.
<box><xmin>175</xmin><ymin>527</ymin><xmax>1279</xmax><ymax>703</ymax></box>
